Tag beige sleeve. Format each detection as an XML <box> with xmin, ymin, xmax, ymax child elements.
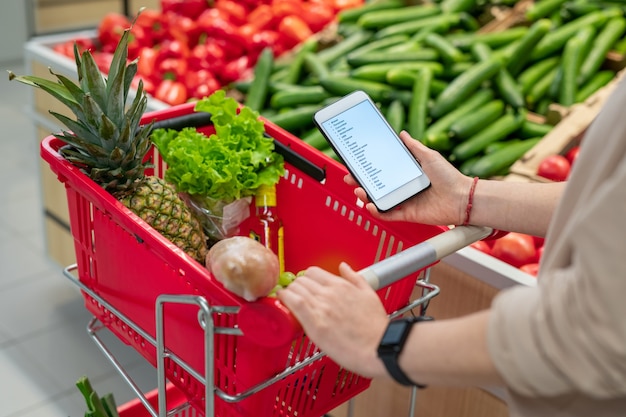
<box><xmin>487</xmin><ymin>151</ymin><xmax>626</xmax><ymax>398</ymax></box>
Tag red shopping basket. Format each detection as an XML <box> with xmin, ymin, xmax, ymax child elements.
<box><xmin>41</xmin><ymin>102</ymin><xmax>446</xmax><ymax>417</ymax></box>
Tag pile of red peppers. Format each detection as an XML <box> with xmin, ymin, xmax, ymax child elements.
<box><xmin>52</xmin><ymin>0</ymin><xmax>364</xmax><ymax>105</ymax></box>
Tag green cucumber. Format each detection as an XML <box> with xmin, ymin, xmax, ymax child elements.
<box><xmin>506</xmin><ymin>19</ymin><xmax>553</xmax><ymax>76</ymax></box>
<box><xmin>317</xmin><ymin>30</ymin><xmax>374</xmax><ymax>65</ymax></box>
<box><xmin>244</xmin><ymin>47</ymin><xmax>274</xmax><ymax>111</ymax></box>
<box><xmin>266</xmin><ymin>105</ymin><xmax>319</xmax><ymax>132</ymax></box>
<box><xmin>519</xmin><ymin>120</ymin><xmax>553</xmax><ymax>138</ymax></box>
<box><xmin>526</xmin><ymin>65</ymin><xmax>559</xmax><ymax>106</ymax></box>
<box><xmin>301</xmin><ymin>128</ymin><xmax>330</xmax><ymax>150</ymax></box>
<box><xmin>423</xmin><ymin>32</ymin><xmax>466</xmax><ymax>63</ymax></box>
<box><xmin>386</xmin><ymin>99</ymin><xmax>406</xmax><ymax>133</ymax></box>
<box><xmin>471</xmin><ymin>42</ymin><xmax>524</xmax><ymax>109</ymax></box>
<box><xmin>374</xmin><ymin>13</ymin><xmax>462</xmax><ymax>39</ymax></box>
<box><xmin>441</xmin><ymin>0</ymin><xmax>477</xmax><ymax>13</ymax></box>
<box><xmin>269</xmin><ymin>86</ymin><xmax>331</xmax><ymax>109</ymax></box>
<box><xmin>352</xmin><ymin>62</ymin><xmax>444</xmax><ymax>83</ymax></box>
<box><xmin>518</xmin><ymin>56</ymin><xmax>560</xmax><ymax>95</ymax></box>
<box><xmin>576</xmin><ymin>70</ymin><xmax>616</xmax><ymax>102</ymax></box>
<box><xmin>530</xmin><ymin>9</ymin><xmax>622</xmax><ymax>61</ymax></box>
<box><xmin>303</xmin><ymin>52</ymin><xmax>330</xmax><ymax>80</ymax></box>
<box><xmin>448</xmin><ymin>99</ymin><xmax>505</xmax><ymax>139</ymax></box>
<box><xmin>385</xmin><ymin>68</ymin><xmax>447</xmax><ymax>92</ymax></box>
<box><xmin>319</xmin><ymin>76</ymin><xmax>400</xmax><ymax>103</ymax></box>
<box><xmin>525</xmin><ymin>0</ymin><xmax>568</xmax><ymax>22</ymax></box>
<box><xmin>407</xmin><ymin>66</ymin><xmax>433</xmax><ymax>140</ymax></box>
<box><xmin>357</xmin><ymin>4</ymin><xmax>441</xmax><ymax>29</ymax></box>
<box><xmin>430</xmin><ymin>56</ymin><xmax>502</xmax><ymax>118</ymax></box>
<box><xmin>424</xmin><ymin>88</ymin><xmax>495</xmax><ymax>138</ymax></box>
<box><xmin>283</xmin><ymin>39</ymin><xmax>319</xmax><ymax>85</ymax></box>
<box><xmin>338</xmin><ymin>0</ymin><xmax>404</xmax><ymax>23</ymax></box>
<box><xmin>468</xmin><ymin>138</ymin><xmax>541</xmax><ymax>178</ymax></box>
<box><xmin>346</xmin><ymin>49</ymin><xmax>439</xmax><ymax>67</ymax></box>
<box><xmin>578</xmin><ymin>16</ymin><xmax>626</xmax><ymax>85</ymax></box>
<box><xmin>447</xmin><ymin>26</ymin><xmax>528</xmax><ymax>50</ymax></box>
<box><xmin>559</xmin><ymin>35</ymin><xmax>584</xmax><ymax>106</ymax></box>
<box><xmin>346</xmin><ymin>34</ymin><xmax>410</xmax><ymax>58</ymax></box>
<box><xmin>451</xmin><ymin>109</ymin><xmax>527</xmax><ymax>161</ymax></box>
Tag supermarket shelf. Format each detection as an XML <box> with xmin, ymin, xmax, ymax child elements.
<box><xmin>444</xmin><ymin>246</ymin><xmax>537</xmax><ymax>290</ymax></box>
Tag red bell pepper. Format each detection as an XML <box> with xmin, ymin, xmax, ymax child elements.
<box><xmin>185</xmin><ymin>69</ymin><xmax>221</xmax><ymax>100</ymax></box>
<box><xmin>134</xmin><ymin>8</ymin><xmax>168</xmax><ymax>45</ymax></box>
<box><xmin>197</xmin><ymin>9</ymin><xmax>248</xmax><ymax>49</ymax></box>
<box><xmin>160</xmin><ymin>0</ymin><xmax>210</xmax><ymax>19</ymax></box>
<box><xmin>136</xmin><ymin>47</ymin><xmax>159</xmax><ymax>79</ymax></box>
<box><xmin>214</xmin><ymin>0</ymin><xmax>249</xmax><ymax>25</ymax></box>
<box><xmin>97</xmin><ymin>13</ymin><xmax>131</xmax><ymax>52</ymax></box>
<box><xmin>154</xmin><ymin>79</ymin><xmax>188</xmax><ymax>105</ymax></box>
<box><xmin>278</xmin><ymin>15</ymin><xmax>313</xmax><ymax>45</ymax></box>
<box><xmin>189</xmin><ymin>40</ymin><xmax>226</xmax><ymax>72</ymax></box>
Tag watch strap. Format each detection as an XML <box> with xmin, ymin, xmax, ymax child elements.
<box><xmin>379</xmin><ymin>316</ymin><xmax>433</xmax><ymax>388</ymax></box>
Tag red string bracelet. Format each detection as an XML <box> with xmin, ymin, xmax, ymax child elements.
<box><xmin>463</xmin><ymin>176</ymin><xmax>479</xmax><ymax>226</ymax></box>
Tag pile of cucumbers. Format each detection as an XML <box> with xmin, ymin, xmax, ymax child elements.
<box><xmin>234</xmin><ymin>0</ymin><xmax>626</xmax><ymax>178</ymax></box>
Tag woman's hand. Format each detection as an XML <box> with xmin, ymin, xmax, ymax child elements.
<box><xmin>277</xmin><ymin>262</ymin><xmax>390</xmax><ymax>379</ymax></box>
<box><xmin>347</xmin><ymin>130</ymin><xmax>473</xmax><ymax>226</ymax></box>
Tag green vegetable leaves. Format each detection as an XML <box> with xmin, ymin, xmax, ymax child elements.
<box><xmin>151</xmin><ymin>90</ymin><xmax>284</xmax><ymax>203</ymax></box>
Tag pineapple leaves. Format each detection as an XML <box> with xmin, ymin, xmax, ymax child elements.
<box><xmin>8</xmin><ymin>72</ymin><xmax>83</xmax><ymax>118</ymax></box>
<box><xmin>49</xmin><ymin>111</ymin><xmax>107</xmax><ymax>149</ymax></box>
<box><xmin>106</xmin><ymin>29</ymin><xmax>130</xmax><ymax>98</ymax></box>
<box><xmin>79</xmin><ymin>50</ymin><xmax>108</xmax><ymax>113</ymax></box>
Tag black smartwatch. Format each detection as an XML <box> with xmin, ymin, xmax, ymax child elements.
<box><xmin>377</xmin><ymin>315</ymin><xmax>433</xmax><ymax>388</ymax></box>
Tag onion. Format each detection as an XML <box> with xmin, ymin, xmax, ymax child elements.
<box><xmin>206</xmin><ymin>236</ymin><xmax>279</xmax><ymax>301</ymax></box>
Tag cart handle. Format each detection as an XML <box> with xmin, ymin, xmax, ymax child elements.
<box><xmin>360</xmin><ymin>225</ymin><xmax>494</xmax><ymax>290</ymax></box>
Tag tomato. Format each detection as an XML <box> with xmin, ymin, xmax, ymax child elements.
<box><xmin>214</xmin><ymin>0</ymin><xmax>249</xmax><ymax>25</ymax></box>
<box><xmin>470</xmin><ymin>240</ymin><xmax>492</xmax><ymax>255</ymax></box>
<box><xmin>154</xmin><ymin>79</ymin><xmax>188</xmax><ymax>105</ymax></box>
<box><xmin>520</xmin><ymin>263</ymin><xmax>540</xmax><ymax>277</ymax></box>
<box><xmin>491</xmin><ymin>232</ymin><xmax>538</xmax><ymax>268</ymax></box>
<box><xmin>98</xmin><ymin>13</ymin><xmax>131</xmax><ymax>52</ymax></box>
<box><xmin>565</xmin><ymin>145</ymin><xmax>580</xmax><ymax>166</ymax></box>
<box><xmin>278</xmin><ymin>15</ymin><xmax>314</xmax><ymax>45</ymax></box>
<box><xmin>302</xmin><ymin>2</ymin><xmax>335</xmax><ymax>32</ymax></box>
<box><xmin>537</xmin><ymin>154</ymin><xmax>571</xmax><ymax>182</ymax></box>
<box><xmin>246</xmin><ymin>4</ymin><xmax>276</xmax><ymax>31</ymax></box>
<box><xmin>137</xmin><ymin>47</ymin><xmax>158</xmax><ymax>79</ymax></box>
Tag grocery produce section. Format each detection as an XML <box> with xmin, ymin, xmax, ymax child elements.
<box><xmin>20</xmin><ymin>0</ymin><xmax>626</xmax><ymax>415</ymax></box>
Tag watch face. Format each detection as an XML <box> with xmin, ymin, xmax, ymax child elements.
<box><xmin>380</xmin><ymin>320</ymin><xmax>407</xmax><ymax>346</ymax></box>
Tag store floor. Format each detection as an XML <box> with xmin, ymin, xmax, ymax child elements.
<box><xmin>0</xmin><ymin>59</ymin><xmax>157</xmax><ymax>416</ymax></box>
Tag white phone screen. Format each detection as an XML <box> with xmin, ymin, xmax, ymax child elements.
<box><xmin>320</xmin><ymin>99</ymin><xmax>424</xmax><ymax>201</ymax></box>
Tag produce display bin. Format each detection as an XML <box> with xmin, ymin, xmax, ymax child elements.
<box><xmin>41</xmin><ymin>101</ymin><xmax>474</xmax><ymax>417</ymax></box>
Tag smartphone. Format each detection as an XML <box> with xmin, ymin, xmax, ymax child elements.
<box><xmin>313</xmin><ymin>90</ymin><xmax>431</xmax><ymax>212</ymax></box>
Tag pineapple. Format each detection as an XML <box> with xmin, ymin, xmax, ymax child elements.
<box><xmin>9</xmin><ymin>29</ymin><xmax>207</xmax><ymax>263</ymax></box>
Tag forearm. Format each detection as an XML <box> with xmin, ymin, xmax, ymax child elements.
<box><xmin>468</xmin><ymin>179</ymin><xmax>565</xmax><ymax>236</ymax></box>
<box><xmin>396</xmin><ymin>310</ymin><xmax>504</xmax><ymax>387</ymax></box>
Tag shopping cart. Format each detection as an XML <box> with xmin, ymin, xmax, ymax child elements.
<box><xmin>41</xmin><ymin>101</ymin><xmax>493</xmax><ymax>417</ymax></box>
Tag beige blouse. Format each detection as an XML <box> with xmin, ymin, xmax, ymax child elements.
<box><xmin>487</xmin><ymin>76</ymin><xmax>626</xmax><ymax>416</ymax></box>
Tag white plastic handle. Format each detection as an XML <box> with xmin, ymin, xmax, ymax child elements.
<box><xmin>359</xmin><ymin>225</ymin><xmax>493</xmax><ymax>290</ymax></box>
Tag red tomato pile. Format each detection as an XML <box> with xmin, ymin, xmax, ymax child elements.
<box><xmin>471</xmin><ymin>232</ymin><xmax>545</xmax><ymax>277</ymax></box>
<box><xmin>52</xmin><ymin>0</ymin><xmax>364</xmax><ymax>105</ymax></box>
<box><xmin>536</xmin><ymin>143</ymin><xmax>580</xmax><ymax>181</ymax></box>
